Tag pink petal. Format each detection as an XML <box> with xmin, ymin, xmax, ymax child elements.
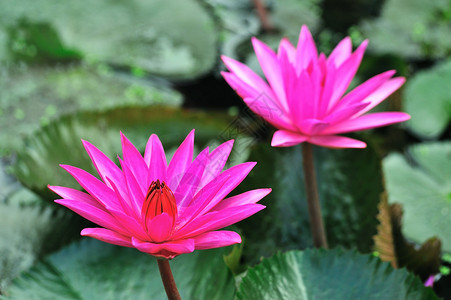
<box><xmin>287</xmin><ymin>70</ymin><xmax>314</xmax><ymax>123</ymax></box>
<box><xmin>353</xmin><ymin>77</ymin><xmax>406</xmax><ymax>116</ymax></box>
<box><xmin>193</xmin><ymin>231</ymin><xmax>241</xmax><ymax>250</ymax></box>
<box><xmin>242</xmin><ymin>97</ymin><xmax>295</xmax><ymax>131</ymax></box>
<box><xmin>308</xmin><ymin>135</ymin><xmax>367</xmax><ymax>148</ymax></box>
<box><xmin>299</xmin><ymin>119</ymin><xmax>329</xmax><ymax>135</ymax></box>
<box><xmin>221</xmin><ymin>55</ymin><xmax>275</xmax><ymax>98</ymax></box>
<box><xmin>132</xmin><ymin>237</ymin><xmax>195</xmax><ymax>258</ymax></box>
<box><xmin>82</xmin><ymin>140</ymin><xmax>127</xmax><ymax>198</ymax></box>
<box><xmin>167</xmin><ymin>130</ymin><xmax>195</xmax><ymax>189</ymax></box>
<box><xmin>252</xmin><ymin>37</ymin><xmax>288</xmax><ymax>112</ymax></box>
<box><xmin>173</xmin><ymin>204</ymin><xmax>265</xmax><ymax>239</ymax></box>
<box><xmin>323</xmin><ymin>102</ymin><xmax>369</xmax><ymax>125</ymax></box>
<box><xmin>174</xmin><ymin>147</ymin><xmax>209</xmax><ymax>209</ymax></box>
<box><xmin>328</xmin><ymin>40</ymin><xmax>368</xmax><ymax>110</ymax></box>
<box><xmin>120</xmin><ymin>132</ymin><xmax>148</xmax><ymax>194</ymax></box>
<box><xmin>49</xmin><ymin>185</ymin><xmax>103</xmax><ymax>209</ymax></box>
<box><xmin>60</xmin><ymin>165</ymin><xmax>120</xmax><ymax>210</ymax></box>
<box><xmin>144</xmin><ymin>134</ymin><xmax>168</xmax><ymax>183</ymax></box>
<box><xmin>81</xmin><ymin>228</ymin><xmax>133</xmax><ymax>248</ymax></box>
<box><xmin>335</xmin><ymin>70</ymin><xmax>396</xmax><ymax>111</ymax></box>
<box><xmin>271</xmin><ymin>130</ymin><xmax>309</xmax><ymax>147</ymax></box>
<box><xmin>106</xmin><ymin>207</ymin><xmax>149</xmax><ymax>241</ymax></box>
<box><xmin>278</xmin><ymin>38</ymin><xmax>296</xmax><ymax>63</ymax></box>
<box><xmin>321</xmin><ymin>112</ymin><xmax>411</xmax><ymax>135</ymax></box>
<box><xmin>327</xmin><ymin>37</ymin><xmax>352</xmax><ymax>67</ymax></box>
<box><xmin>212</xmin><ymin>188</ymin><xmax>272</xmax><ymax>211</ymax></box>
<box><xmin>118</xmin><ymin>158</ymin><xmax>145</xmax><ymax>215</ymax></box>
<box><xmin>199</xmin><ymin>139</ymin><xmax>234</xmax><ymax>190</ymax></box>
<box><xmin>146</xmin><ymin>213</ymin><xmax>174</xmax><ymax>243</ymax></box>
<box><xmin>222</xmin><ymin>71</ymin><xmax>269</xmax><ymax>100</ymax></box>
<box><xmin>55</xmin><ymin>199</ymin><xmax>129</xmax><ymax>236</ymax></box>
<box><xmin>295</xmin><ymin>25</ymin><xmax>318</xmax><ymax>73</ymax></box>
<box><xmin>105</xmin><ymin>177</ymin><xmax>139</xmax><ymax>220</ymax></box>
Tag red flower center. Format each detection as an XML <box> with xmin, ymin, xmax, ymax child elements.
<box><xmin>142</xmin><ymin>180</ymin><xmax>177</xmax><ymax>224</ymax></box>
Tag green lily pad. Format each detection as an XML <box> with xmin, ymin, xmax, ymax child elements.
<box><xmin>236</xmin><ymin>248</ymin><xmax>438</xmax><ymax>299</ymax></box>
<box><xmin>383</xmin><ymin>142</ymin><xmax>451</xmax><ymax>252</ymax></box>
<box><xmin>2</xmin><ymin>239</ymin><xmax>235</xmax><ymax>300</ymax></box>
<box><xmin>235</xmin><ymin>140</ymin><xmax>383</xmax><ymax>263</ymax></box>
<box><xmin>403</xmin><ymin>61</ymin><xmax>451</xmax><ymax>139</ymax></box>
<box><xmin>11</xmin><ymin>107</ymin><xmax>237</xmax><ymax>199</ymax></box>
<box><xmin>0</xmin><ymin>0</ymin><xmax>218</xmax><ymax>78</ymax></box>
<box><xmin>0</xmin><ymin>65</ymin><xmax>181</xmax><ymax>156</ymax></box>
<box><xmin>360</xmin><ymin>0</ymin><xmax>451</xmax><ymax>59</ymax></box>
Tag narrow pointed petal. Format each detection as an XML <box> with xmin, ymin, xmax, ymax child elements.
<box><xmin>199</xmin><ymin>139</ymin><xmax>234</xmax><ymax>190</ymax></box>
<box><xmin>221</xmin><ymin>55</ymin><xmax>275</xmax><ymax>98</ymax></box>
<box><xmin>55</xmin><ymin>199</ymin><xmax>129</xmax><ymax>236</ymax></box>
<box><xmin>212</xmin><ymin>188</ymin><xmax>272</xmax><ymax>211</ymax></box>
<box><xmin>118</xmin><ymin>158</ymin><xmax>145</xmax><ymax>214</ymax></box>
<box><xmin>287</xmin><ymin>71</ymin><xmax>314</xmax><ymax>123</ymax></box>
<box><xmin>81</xmin><ymin>228</ymin><xmax>132</xmax><ymax>248</ymax></box>
<box><xmin>323</xmin><ymin>102</ymin><xmax>369</xmax><ymax>125</ymax></box>
<box><xmin>193</xmin><ymin>231</ymin><xmax>241</xmax><ymax>250</ymax></box>
<box><xmin>120</xmin><ymin>132</ymin><xmax>148</xmax><ymax>194</ymax></box>
<box><xmin>132</xmin><ymin>237</ymin><xmax>195</xmax><ymax>258</ymax></box>
<box><xmin>82</xmin><ymin>140</ymin><xmax>125</xmax><ymax>195</ymax></box>
<box><xmin>296</xmin><ymin>25</ymin><xmax>318</xmax><ymax>72</ymax></box>
<box><xmin>107</xmin><ymin>207</ymin><xmax>149</xmax><ymax>241</ymax></box>
<box><xmin>328</xmin><ymin>37</ymin><xmax>352</xmax><ymax>67</ymax></box>
<box><xmin>328</xmin><ymin>40</ymin><xmax>368</xmax><ymax>109</ymax></box>
<box><xmin>278</xmin><ymin>38</ymin><xmax>296</xmax><ymax>63</ymax></box>
<box><xmin>145</xmin><ymin>134</ymin><xmax>168</xmax><ymax>183</ymax></box>
<box><xmin>173</xmin><ymin>204</ymin><xmax>265</xmax><ymax>239</ymax></box>
<box><xmin>271</xmin><ymin>130</ymin><xmax>309</xmax><ymax>147</ymax></box>
<box><xmin>252</xmin><ymin>37</ymin><xmax>288</xmax><ymax>111</ymax></box>
<box><xmin>308</xmin><ymin>135</ymin><xmax>367</xmax><ymax>148</ymax></box>
<box><xmin>322</xmin><ymin>112</ymin><xmax>411</xmax><ymax>135</ymax></box>
<box><xmin>243</xmin><ymin>97</ymin><xmax>295</xmax><ymax>131</ymax></box>
<box><xmin>60</xmin><ymin>165</ymin><xmax>119</xmax><ymax>209</ymax></box>
<box><xmin>167</xmin><ymin>130</ymin><xmax>194</xmax><ymax>189</ymax></box>
<box><xmin>299</xmin><ymin>119</ymin><xmax>329</xmax><ymax>135</ymax></box>
<box><xmin>147</xmin><ymin>213</ymin><xmax>173</xmax><ymax>243</ymax></box>
<box><xmin>49</xmin><ymin>185</ymin><xmax>102</xmax><ymax>209</ymax></box>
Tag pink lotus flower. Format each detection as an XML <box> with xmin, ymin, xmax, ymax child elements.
<box><xmin>49</xmin><ymin>130</ymin><xmax>269</xmax><ymax>259</ymax></box>
<box><xmin>221</xmin><ymin>25</ymin><xmax>410</xmax><ymax>148</ymax></box>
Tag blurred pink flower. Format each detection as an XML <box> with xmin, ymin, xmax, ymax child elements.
<box><xmin>49</xmin><ymin>130</ymin><xmax>269</xmax><ymax>259</ymax></box>
<box><xmin>222</xmin><ymin>25</ymin><xmax>410</xmax><ymax>148</ymax></box>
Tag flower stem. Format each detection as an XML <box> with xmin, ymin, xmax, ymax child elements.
<box><xmin>301</xmin><ymin>143</ymin><xmax>328</xmax><ymax>248</ymax></box>
<box><xmin>251</xmin><ymin>0</ymin><xmax>275</xmax><ymax>32</ymax></box>
<box><xmin>157</xmin><ymin>259</ymin><xmax>181</xmax><ymax>300</ymax></box>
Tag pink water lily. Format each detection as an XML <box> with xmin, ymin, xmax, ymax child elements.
<box><xmin>221</xmin><ymin>25</ymin><xmax>410</xmax><ymax>148</ymax></box>
<box><xmin>49</xmin><ymin>130</ymin><xmax>269</xmax><ymax>259</ymax></box>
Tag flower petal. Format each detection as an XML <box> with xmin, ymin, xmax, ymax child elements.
<box><xmin>193</xmin><ymin>231</ymin><xmax>241</xmax><ymax>250</ymax></box>
<box><xmin>81</xmin><ymin>228</ymin><xmax>132</xmax><ymax>248</ymax></box>
<box><xmin>118</xmin><ymin>158</ymin><xmax>144</xmax><ymax>216</ymax></box>
<box><xmin>212</xmin><ymin>188</ymin><xmax>272</xmax><ymax>211</ymax></box>
<box><xmin>295</xmin><ymin>25</ymin><xmax>318</xmax><ymax>72</ymax></box>
<box><xmin>308</xmin><ymin>135</ymin><xmax>367</xmax><ymax>148</ymax></box>
<box><xmin>252</xmin><ymin>37</ymin><xmax>288</xmax><ymax>112</ymax></box>
<box><xmin>271</xmin><ymin>130</ymin><xmax>309</xmax><ymax>147</ymax></box>
<box><xmin>144</xmin><ymin>134</ymin><xmax>168</xmax><ymax>183</ymax></box>
<box><xmin>132</xmin><ymin>237</ymin><xmax>194</xmax><ymax>258</ymax></box>
<box><xmin>60</xmin><ymin>165</ymin><xmax>119</xmax><ymax>210</ymax></box>
<box><xmin>146</xmin><ymin>213</ymin><xmax>174</xmax><ymax>243</ymax></box>
<box><xmin>55</xmin><ymin>199</ymin><xmax>129</xmax><ymax>236</ymax></box>
<box><xmin>167</xmin><ymin>130</ymin><xmax>195</xmax><ymax>189</ymax></box>
<box><xmin>49</xmin><ymin>185</ymin><xmax>102</xmax><ymax>209</ymax></box>
<box><xmin>327</xmin><ymin>36</ymin><xmax>352</xmax><ymax>67</ymax></box>
<box><xmin>321</xmin><ymin>112</ymin><xmax>411</xmax><ymax>135</ymax></box>
<box><xmin>199</xmin><ymin>139</ymin><xmax>234</xmax><ymax>190</ymax></box>
<box><xmin>243</xmin><ymin>97</ymin><xmax>295</xmax><ymax>131</ymax></box>
<box><xmin>120</xmin><ymin>132</ymin><xmax>148</xmax><ymax>194</ymax></box>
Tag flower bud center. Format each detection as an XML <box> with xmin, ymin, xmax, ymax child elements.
<box><xmin>142</xmin><ymin>180</ymin><xmax>177</xmax><ymax>224</ymax></box>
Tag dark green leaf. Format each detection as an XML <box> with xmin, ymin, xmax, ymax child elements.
<box><xmin>2</xmin><ymin>239</ymin><xmax>235</xmax><ymax>300</ymax></box>
<box><xmin>236</xmin><ymin>248</ymin><xmax>438</xmax><ymax>300</ymax></box>
<box><xmin>383</xmin><ymin>142</ymin><xmax>451</xmax><ymax>252</ymax></box>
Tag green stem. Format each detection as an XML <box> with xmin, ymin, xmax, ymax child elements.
<box><xmin>301</xmin><ymin>143</ymin><xmax>328</xmax><ymax>248</ymax></box>
<box><xmin>157</xmin><ymin>259</ymin><xmax>181</xmax><ymax>300</ymax></box>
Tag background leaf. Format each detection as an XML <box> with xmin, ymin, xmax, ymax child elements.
<box><xmin>383</xmin><ymin>142</ymin><xmax>451</xmax><ymax>252</ymax></box>
<box><xmin>236</xmin><ymin>248</ymin><xmax>437</xmax><ymax>300</ymax></box>
<box><xmin>2</xmin><ymin>239</ymin><xmax>235</xmax><ymax>300</ymax></box>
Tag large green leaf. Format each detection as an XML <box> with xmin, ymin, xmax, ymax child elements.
<box><xmin>0</xmin><ymin>65</ymin><xmax>181</xmax><ymax>156</ymax></box>
<box><xmin>360</xmin><ymin>0</ymin><xmax>451</xmax><ymax>59</ymax></box>
<box><xmin>403</xmin><ymin>61</ymin><xmax>451</xmax><ymax>139</ymax></box>
<box><xmin>0</xmin><ymin>0</ymin><xmax>218</xmax><ymax>78</ymax></box>
<box><xmin>383</xmin><ymin>142</ymin><xmax>451</xmax><ymax>252</ymax></box>
<box><xmin>11</xmin><ymin>107</ymin><xmax>236</xmax><ymax>199</ymax></box>
<box><xmin>2</xmin><ymin>239</ymin><xmax>235</xmax><ymax>300</ymax></box>
<box><xmin>236</xmin><ymin>248</ymin><xmax>438</xmax><ymax>299</ymax></box>
<box><xmin>235</xmin><ymin>140</ymin><xmax>383</xmax><ymax>263</ymax></box>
